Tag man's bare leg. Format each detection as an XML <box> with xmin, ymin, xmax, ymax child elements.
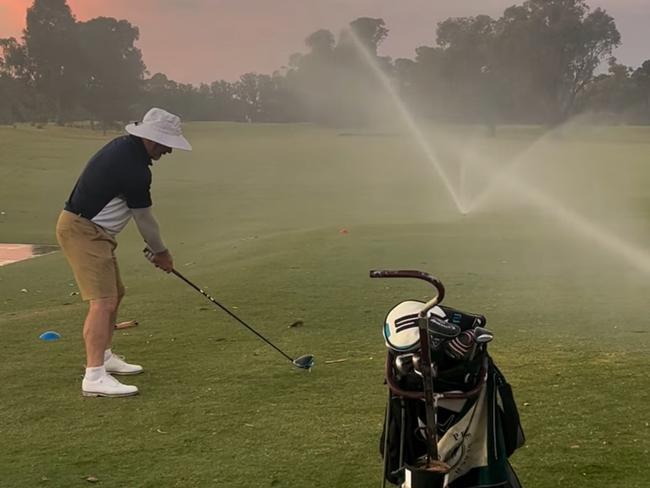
<box><xmin>106</xmin><ymin>295</ymin><xmax>123</xmax><ymax>352</ymax></box>
<box><xmin>103</xmin><ymin>293</ymin><xmax>144</xmax><ymax>375</ymax></box>
<box><xmin>84</xmin><ymin>297</ymin><xmax>118</xmax><ymax>367</ymax></box>
<box><xmin>82</xmin><ymin>295</ymin><xmax>138</xmax><ymax>396</ymax></box>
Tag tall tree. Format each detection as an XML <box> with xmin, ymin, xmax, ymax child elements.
<box><xmin>348</xmin><ymin>17</ymin><xmax>388</xmax><ymax>55</ymax></box>
<box><xmin>231</xmin><ymin>73</ymin><xmax>286</xmax><ymax>122</ymax></box>
<box><xmin>210</xmin><ymin>79</ymin><xmax>245</xmax><ymax>121</ymax></box>
<box><xmin>331</xmin><ymin>18</ymin><xmax>393</xmax><ymax>127</ymax></box>
<box><xmin>77</xmin><ymin>17</ymin><xmax>145</xmax><ymax>129</ymax></box>
<box><xmin>23</xmin><ymin>0</ymin><xmax>82</xmax><ymax>123</ymax></box>
<box><xmin>395</xmin><ymin>46</ymin><xmax>446</xmax><ymax>120</ymax></box>
<box><xmin>0</xmin><ymin>38</ymin><xmax>33</xmax><ymax>81</ymax></box>
<box><xmin>142</xmin><ymin>73</ymin><xmax>179</xmax><ymax>113</ymax></box>
<box><xmin>435</xmin><ymin>15</ymin><xmax>499</xmax><ymax>123</ymax></box>
<box><xmin>0</xmin><ymin>37</ymin><xmax>36</xmax><ymax>123</ymax></box>
<box><xmin>494</xmin><ymin>0</ymin><xmax>620</xmax><ymax>123</ymax></box>
<box><xmin>305</xmin><ymin>29</ymin><xmax>336</xmax><ymax>55</ymax></box>
<box><xmin>632</xmin><ymin>60</ymin><xmax>650</xmax><ymax>117</ymax></box>
<box><xmin>286</xmin><ymin>28</ymin><xmax>338</xmax><ymax>123</ymax></box>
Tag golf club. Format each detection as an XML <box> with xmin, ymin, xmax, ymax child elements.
<box><xmin>468</xmin><ymin>326</ymin><xmax>494</xmax><ymax>361</ymax></box>
<box><xmin>144</xmin><ymin>249</ymin><xmax>314</xmax><ymax>370</ymax></box>
<box><xmin>474</xmin><ymin>326</ymin><xmax>494</xmax><ymax>343</ymax></box>
<box><xmin>371</xmin><ymin>269</ymin><xmax>450</xmax><ymax>479</ymax></box>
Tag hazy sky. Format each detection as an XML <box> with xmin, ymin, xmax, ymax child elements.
<box><xmin>1</xmin><ymin>0</ymin><xmax>648</xmax><ymax>84</ymax></box>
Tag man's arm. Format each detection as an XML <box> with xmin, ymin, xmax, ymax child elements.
<box><xmin>132</xmin><ymin>207</ymin><xmax>173</xmax><ymax>272</ymax></box>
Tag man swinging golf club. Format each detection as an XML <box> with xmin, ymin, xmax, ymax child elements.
<box><xmin>55</xmin><ymin>108</ymin><xmax>192</xmax><ymax>397</ymax></box>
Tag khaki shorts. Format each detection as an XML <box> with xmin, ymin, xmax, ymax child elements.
<box><xmin>56</xmin><ymin>210</ymin><xmax>125</xmax><ymax>301</ymax></box>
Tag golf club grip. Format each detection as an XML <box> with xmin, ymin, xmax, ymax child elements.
<box><xmin>369</xmin><ymin>270</ymin><xmax>445</xmax><ymax>303</ymax></box>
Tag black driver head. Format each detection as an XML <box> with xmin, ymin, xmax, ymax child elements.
<box><xmin>292</xmin><ymin>354</ymin><xmax>315</xmax><ymax>370</ymax></box>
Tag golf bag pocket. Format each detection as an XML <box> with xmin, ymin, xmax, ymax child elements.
<box><xmin>493</xmin><ymin>362</ymin><xmax>525</xmax><ymax>457</ymax></box>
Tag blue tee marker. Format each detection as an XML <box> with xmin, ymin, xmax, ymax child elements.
<box><xmin>39</xmin><ymin>331</ymin><xmax>61</xmax><ymax>341</ymax></box>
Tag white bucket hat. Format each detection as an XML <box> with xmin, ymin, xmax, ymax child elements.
<box><xmin>125</xmin><ymin>107</ymin><xmax>192</xmax><ymax>151</ymax></box>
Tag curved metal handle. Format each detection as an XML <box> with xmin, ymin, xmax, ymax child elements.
<box><xmin>369</xmin><ymin>269</ymin><xmax>445</xmax><ymax>312</ymax></box>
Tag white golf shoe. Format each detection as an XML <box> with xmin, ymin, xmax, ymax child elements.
<box><xmin>82</xmin><ymin>374</ymin><xmax>138</xmax><ymax>398</ymax></box>
<box><xmin>104</xmin><ymin>353</ymin><xmax>144</xmax><ymax>375</ymax></box>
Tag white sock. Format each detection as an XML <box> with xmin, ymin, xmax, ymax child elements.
<box><xmin>84</xmin><ymin>365</ymin><xmax>106</xmax><ymax>382</ymax></box>
<box><xmin>104</xmin><ymin>349</ymin><xmax>112</xmax><ymax>362</ymax></box>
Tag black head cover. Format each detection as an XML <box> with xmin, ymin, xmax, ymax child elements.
<box><xmin>427</xmin><ymin>315</ymin><xmax>461</xmax><ymax>350</ymax></box>
<box><xmin>428</xmin><ymin>315</ymin><xmax>461</xmax><ymax>339</ymax></box>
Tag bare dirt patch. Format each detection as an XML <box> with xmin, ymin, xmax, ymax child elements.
<box><xmin>0</xmin><ymin>243</ymin><xmax>58</xmax><ymax>267</ymax></box>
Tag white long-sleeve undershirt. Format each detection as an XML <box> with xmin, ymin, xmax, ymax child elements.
<box><xmin>132</xmin><ymin>207</ymin><xmax>166</xmax><ymax>253</ymax></box>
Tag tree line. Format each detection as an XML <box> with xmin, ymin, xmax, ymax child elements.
<box><xmin>1</xmin><ymin>0</ymin><xmax>649</xmax><ymax>128</ymax></box>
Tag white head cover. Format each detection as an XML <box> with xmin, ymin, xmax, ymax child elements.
<box><xmin>125</xmin><ymin>107</ymin><xmax>192</xmax><ymax>151</ymax></box>
<box><xmin>383</xmin><ymin>301</ymin><xmax>447</xmax><ymax>352</ymax></box>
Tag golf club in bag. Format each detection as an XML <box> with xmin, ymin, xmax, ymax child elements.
<box><xmin>144</xmin><ymin>248</ymin><xmax>314</xmax><ymax>370</ymax></box>
<box><xmin>371</xmin><ymin>270</ymin><xmax>525</xmax><ymax>488</ymax></box>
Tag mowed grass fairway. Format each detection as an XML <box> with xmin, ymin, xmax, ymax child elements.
<box><xmin>1</xmin><ymin>123</ymin><xmax>649</xmax><ymax>488</ymax></box>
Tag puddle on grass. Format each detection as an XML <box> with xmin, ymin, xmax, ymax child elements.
<box><xmin>0</xmin><ymin>243</ymin><xmax>58</xmax><ymax>267</ymax></box>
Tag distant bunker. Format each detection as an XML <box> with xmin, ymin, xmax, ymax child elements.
<box><xmin>0</xmin><ymin>244</ymin><xmax>58</xmax><ymax>267</ymax></box>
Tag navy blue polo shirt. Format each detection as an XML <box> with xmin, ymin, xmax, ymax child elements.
<box><xmin>65</xmin><ymin>135</ymin><xmax>153</xmax><ymax>219</ymax></box>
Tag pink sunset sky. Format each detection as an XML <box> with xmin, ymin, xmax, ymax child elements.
<box><xmin>1</xmin><ymin>0</ymin><xmax>648</xmax><ymax>85</ymax></box>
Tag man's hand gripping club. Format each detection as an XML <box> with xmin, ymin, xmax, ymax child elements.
<box><xmin>143</xmin><ymin>247</ymin><xmax>174</xmax><ymax>273</ymax></box>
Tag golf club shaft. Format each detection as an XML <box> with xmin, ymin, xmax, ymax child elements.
<box><xmin>171</xmin><ymin>269</ymin><xmax>295</xmax><ymax>363</ymax></box>
<box><xmin>381</xmin><ymin>390</ymin><xmax>392</xmax><ymax>488</ymax></box>
<box><xmin>417</xmin><ymin>315</ymin><xmax>441</xmax><ymax>463</ymax></box>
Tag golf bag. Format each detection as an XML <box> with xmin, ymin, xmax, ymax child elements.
<box><xmin>373</xmin><ymin>271</ymin><xmax>525</xmax><ymax>488</ymax></box>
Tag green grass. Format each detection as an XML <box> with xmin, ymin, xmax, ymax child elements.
<box><xmin>1</xmin><ymin>122</ymin><xmax>649</xmax><ymax>487</ymax></box>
